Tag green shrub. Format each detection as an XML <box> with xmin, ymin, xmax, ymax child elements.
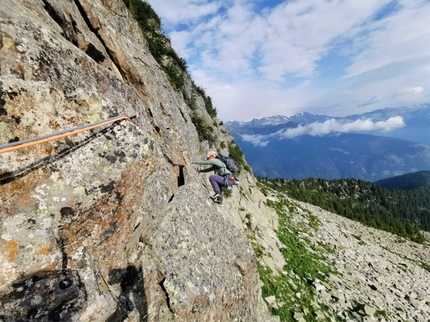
<box><xmin>222</xmin><ymin>186</ymin><xmax>232</xmax><ymax>198</ymax></box>
<box><xmin>308</xmin><ymin>213</ymin><xmax>321</xmax><ymax>230</ymax></box>
<box><xmin>244</xmin><ymin>164</ymin><xmax>252</xmax><ymax>173</ymax></box>
<box><xmin>187</xmin><ymin>91</ymin><xmax>197</xmax><ymax>111</ymax></box>
<box><xmin>163</xmin><ymin>62</ymin><xmax>185</xmax><ymax>89</ymax></box>
<box><xmin>204</xmin><ymin>95</ymin><xmax>217</xmax><ymax>118</ymax></box>
<box><xmin>421</xmin><ymin>261</ymin><xmax>430</xmax><ymax>272</ymax></box>
<box><xmin>228</xmin><ymin>142</ymin><xmax>252</xmax><ymax>174</ymax></box>
<box><xmin>257</xmin><ymin>182</ymin><xmax>269</xmax><ymax>196</ymax></box>
<box><xmin>191</xmin><ymin>113</ymin><xmax>215</xmax><ymax>144</ymax></box>
<box><xmin>123</xmin><ymin>0</ymin><xmax>187</xmax><ymax>90</ymax></box>
<box><xmin>193</xmin><ymin>83</ymin><xmax>217</xmax><ymax>118</ymax></box>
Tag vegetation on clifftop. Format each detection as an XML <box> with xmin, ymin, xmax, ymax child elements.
<box><xmin>228</xmin><ymin>142</ymin><xmax>252</xmax><ymax>174</ymax></box>
<box><xmin>122</xmin><ymin>0</ymin><xmax>221</xmax><ymax>149</ymax></box>
<box><xmin>191</xmin><ymin>113</ymin><xmax>215</xmax><ymax>144</ymax></box>
<box><xmin>122</xmin><ymin>0</ymin><xmax>188</xmax><ymax>89</ymax></box>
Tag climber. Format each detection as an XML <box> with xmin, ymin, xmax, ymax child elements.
<box><xmin>193</xmin><ymin>151</ymin><xmax>235</xmax><ymax>204</ymax></box>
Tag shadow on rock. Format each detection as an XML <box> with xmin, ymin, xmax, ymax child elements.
<box><xmin>107</xmin><ymin>265</ymin><xmax>148</xmax><ymax>322</ymax></box>
<box><xmin>0</xmin><ymin>269</ymin><xmax>86</xmax><ymax>321</ymax></box>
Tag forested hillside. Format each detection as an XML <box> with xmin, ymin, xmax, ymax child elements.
<box><xmin>258</xmin><ymin>177</ymin><xmax>429</xmax><ymax>243</ymax></box>
<box><xmin>374</xmin><ymin>170</ymin><xmax>430</xmax><ymax>190</ymax></box>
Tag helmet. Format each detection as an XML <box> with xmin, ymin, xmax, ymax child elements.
<box><xmin>206</xmin><ymin>151</ymin><xmax>217</xmax><ymax>159</ymax></box>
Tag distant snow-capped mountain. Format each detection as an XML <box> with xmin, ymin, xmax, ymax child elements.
<box><xmin>226</xmin><ymin>104</ymin><xmax>430</xmax><ymax>181</ymax></box>
<box><xmin>226</xmin><ymin>112</ymin><xmax>333</xmax><ymax>128</ymax></box>
<box><xmin>227</xmin><ymin>104</ymin><xmax>430</xmax><ymax>127</ymax></box>
<box><xmin>227</xmin><ymin>104</ymin><xmax>430</xmax><ymax>145</ymax></box>
<box><xmin>344</xmin><ymin>104</ymin><xmax>430</xmax><ymax>145</ymax></box>
<box><xmin>227</xmin><ymin>115</ymin><xmax>291</xmax><ymax>127</ymax></box>
<box><xmin>347</xmin><ymin>104</ymin><xmax>430</xmax><ymax>121</ymax></box>
<box><xmin>251</xmin><ymin>115</ymin><xmax>291</xmax><ymax>126</ymax></box>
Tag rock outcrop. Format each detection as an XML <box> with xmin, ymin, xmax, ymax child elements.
<box><xmin>0</xmin><ymin>0</ymin><xmax>273</xmax><ymax>320</ymax></box>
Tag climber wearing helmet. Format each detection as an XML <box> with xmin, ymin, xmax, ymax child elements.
<box><xmin>193</xmin><ymin>151</ymin><xmax>234</xmax><ymax>204</ymax></box>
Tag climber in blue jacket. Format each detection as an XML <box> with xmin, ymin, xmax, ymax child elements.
<box><xmin>193</xmin><ymin>151</ymin><xmax>234</xmax><ymax>204</ymax></box>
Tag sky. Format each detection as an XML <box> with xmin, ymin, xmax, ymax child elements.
<box><xmin>146</xmin><ymin>0</ymin><xmax>430</xmax><ymax>122</ymax></box>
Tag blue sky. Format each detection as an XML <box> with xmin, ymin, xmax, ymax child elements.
<box><xmin>146</xmin><ymin>0</ymin><xmax>430</xmax><ymax>122</ymax></box>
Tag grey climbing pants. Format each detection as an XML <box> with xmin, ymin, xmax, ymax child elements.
<box><xmin>209</xmin><ymin>175</ymin><xmax>233</xmax><ymax>194</ymax></box>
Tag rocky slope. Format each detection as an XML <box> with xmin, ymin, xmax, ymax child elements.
<box><xmin>0</xmin><ymin>1</ymin><xmax>428</xmax><ymax>322</ymax></box>
<box><xmin>288</xmin><ymin>199</ymin><xmax>429</xmax><ymax>321</ymax></box>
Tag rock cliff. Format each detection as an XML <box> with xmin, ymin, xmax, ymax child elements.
<box><xmin>1</xmin><ymin>1</ymin><xmax>429</xmax><ymax>322</ymax></box>
<box><xmin>0</xmin><ymin>0</ymin><xmax>274</xmax><ymax>320</ymax></box>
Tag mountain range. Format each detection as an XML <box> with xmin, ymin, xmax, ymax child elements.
<box><xmin>227</xmin><ymin>104</ymin><xmax>430</xmax><ymax>181</ymax></box>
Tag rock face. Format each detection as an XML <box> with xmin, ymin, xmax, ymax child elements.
<box><xmin>1</xmin><ymin>1</ymin><xmax>429</xmax><ymax>322</ymax></box>
<box><xmin>0</xmin><ymin>0</ymin><xmax>272</xmax><ymax>321</ymax></box>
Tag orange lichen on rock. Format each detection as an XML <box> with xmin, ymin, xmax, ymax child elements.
<box><xmin>38</xmin><ymin>244</ymin><xmax>52</xmax><ymax>255</ymax></box>
<box><xmin>4</xmin><ymin>239</ymin><xmax>19</xmax><ymax>261</ymax></box>
<box><xmin>100</xmin><ymin>276</ymin><xmax>110</xmax><ymax>292</ymax></box>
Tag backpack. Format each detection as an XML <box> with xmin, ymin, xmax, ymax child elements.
<box><xmin>216</xmin><ymin>153</ymin><xmax>239</xmax><ymax>173</ymax></box>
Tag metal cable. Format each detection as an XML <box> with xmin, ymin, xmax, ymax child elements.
<box><xmin>0</xmin><ymin>115</ymin><xmax>132</xmax><ymax>154</ymax></box>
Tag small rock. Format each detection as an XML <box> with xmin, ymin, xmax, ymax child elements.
<box><xmin>364</xmin><ymin>305</ymin><xmax>376</xmax><ymax>316</ymax></box>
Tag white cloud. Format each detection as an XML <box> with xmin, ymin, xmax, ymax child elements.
<box><xmin>241</xmin><ymin>117</ymin><xmax>405</xmax><ymax>145</ymax></box>
<box><xmin>310</xmin><ymin>59</ymin><xmax>429</xmax><ymax>116</ymax></box>
<box><xmin>257</xmin><ymin>0</ymin><xmax>391</xmax><ymax>79</ymax></box>
<box><xmin>147</xmin><ymin>0</ymin><xmax>430</xmax><ymax>121</ymax></box>
<box><xmin>178</xmin><ymin>0</ymin><xmax>392</xmax><ymax>80</ymax></box>
<box><xmin>391</xmin><ymin>86</ymin><xmax>424</xmax><ymax>99</ymax></box>
<box><xmin>241</xmin><ymin>134</ymin><xmax>270</xmax><ymax>147</ymax></box>
<box><xmin>345</xmin><ymin>0</ymin><xmax>430</xmax><ymax>78</ymax></box>
<box><xmin>203</xmin><ymin>78</ymin><xmax>311</xmax><ymax>121</ymax></box>
<box><xmin>147</xmin><ymin>0</ymin><xmax>220</xmax><ymax>26</ymax></box>
<box><xmin>309</xmin><ymin>0</ymin><xmax>430</xmax><ymax>115</ymax></box>
<box><xmin>279</xmin><ymin>116</ymin><xmax>405</xmax><ymax>138</ymax></box>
